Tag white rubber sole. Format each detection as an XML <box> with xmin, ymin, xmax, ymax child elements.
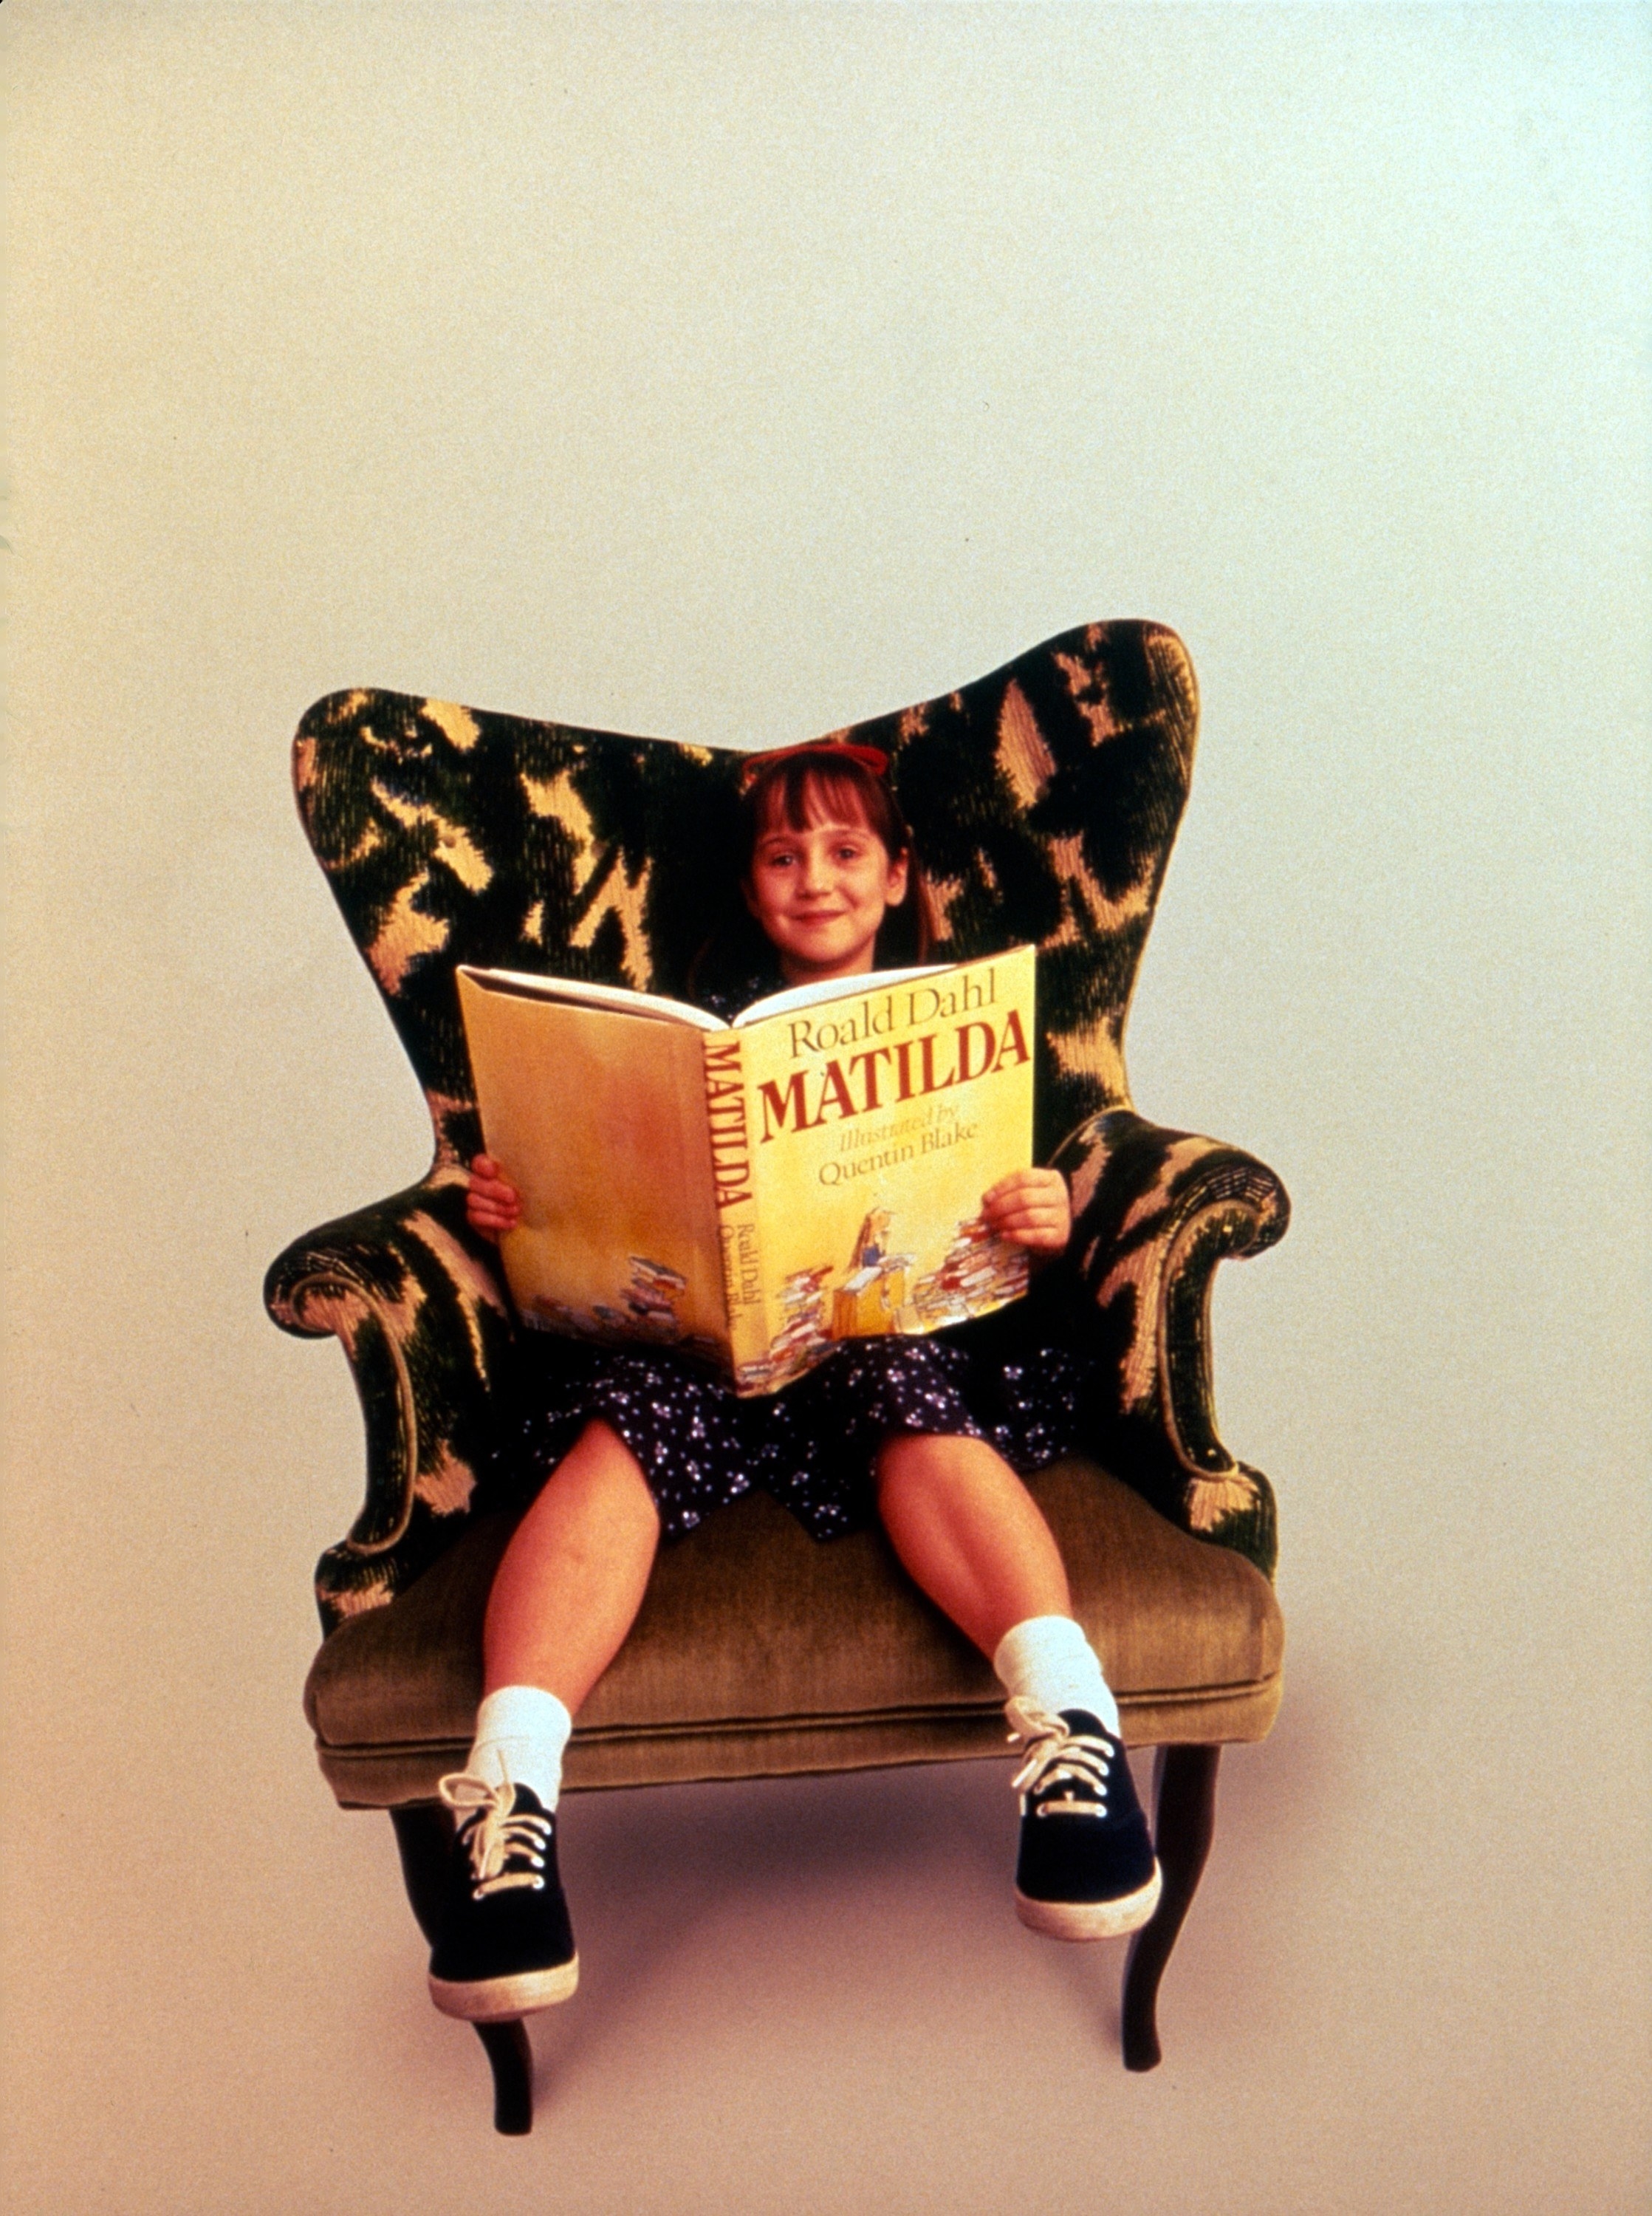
<box><xmin>1015</xmin><ymin>1862</ymin><xmax>1163</xmax><ymax>1942</ymax></box>
<box><xmin>428</xmin><ymin>1954</ymin><xmax>580</xmax><ymax>2022</ymax></box>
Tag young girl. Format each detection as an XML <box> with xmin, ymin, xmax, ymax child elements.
<box><xmin>427</xmin><ymin>741</ymin><xmax>1159</xmax><ymax>2022</ymax></box>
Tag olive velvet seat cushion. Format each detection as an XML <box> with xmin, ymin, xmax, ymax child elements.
<box><xmin>306</xmin><ymin>1455</ymin><xmax>1283</xmax><ymax>1808</ymax></box>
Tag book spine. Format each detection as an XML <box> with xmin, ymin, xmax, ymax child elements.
<box><xmin>701</xmin><ymin>1030</ymin><xmax>767</xmax><ymax>1384</ymax></box>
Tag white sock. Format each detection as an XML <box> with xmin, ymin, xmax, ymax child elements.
<box><xmin>993</xmin><ymin>1615</ymin><xmax>1120</xmax><ymax>1737</ymax></box>
<box><xmin>465</xmin><ymin>1685</ymin><xmax>573</xmax><ymax>1810</ymax></box>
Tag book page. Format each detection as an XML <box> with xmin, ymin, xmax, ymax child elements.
<box><xmin>731</xmin><ymin>962</ymin><xmax>944</xmax><ymax>1028</ymax></box>
<box><xmin>731</xmin><ymin>945</ymin><xmax>1038</xmax><ymax>1393</ymax></box>
<box><xmin>459</xmin><ymin>965</ymin><xmax>724</xmax><ymax>1032</ymax></box>
<box><xmin>457</xmin><ymin>974</ymin><xmax>730</xmax><ymax>1359</ymax></box>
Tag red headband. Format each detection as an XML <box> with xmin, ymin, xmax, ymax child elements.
<box><xmin>737</xmin><ymin>737</ymin><xmax>891</xmax><ymax>793</ymax></box>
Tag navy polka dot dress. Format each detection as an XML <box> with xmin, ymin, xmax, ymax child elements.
<box><xmin>498</xmin><ymin>974</ymin><xmax>1098</xmax><ymax>1543</ymax></box>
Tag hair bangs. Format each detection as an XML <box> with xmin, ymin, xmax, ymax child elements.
<box><xmin>747</xmin><ymin>756</ymin><xmax>912</xmax><ymax>876</ymax></box>
<box><xmin>751</xmin><ymin>758</ymin><xmax>893</xmax><ymax>844</ymax></box>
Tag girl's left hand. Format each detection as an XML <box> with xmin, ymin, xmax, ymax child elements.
<box><xmin>981</xmin><ymin>1167</ymin><xmax>1072</xmax><ymax>1256</ymax></box>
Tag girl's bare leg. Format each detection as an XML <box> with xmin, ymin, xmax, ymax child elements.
<box><xmin>877</xmin><ymin>1437</ymin><xmax>1159</xmax><ymax>1944</ymax></box>
<box><xmin>873</xmin><ymin>1432</ymin><xmax>1072</xmax><ymax>1658</ymax></box>
<box><xmin>483</xmin><ymin>1419</ymin><xmax>662</xmax><ymax>1713</ymax></box>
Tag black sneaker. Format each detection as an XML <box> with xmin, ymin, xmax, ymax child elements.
<box><xmin>427</xmin><ymin>1774</ymin><xmax>579</xmax><ymax>2020</ymax></box>
<box><xmin>1007</xmin><ymin>1700</ymin><xmax>1162</xmax><ymax>1941</ymax></box>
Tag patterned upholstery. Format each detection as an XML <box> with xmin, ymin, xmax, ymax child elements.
<box><xmin>266</xmin><ymin>621</ymin><xmax>1289</xmax><ymax>1629</ymax></box>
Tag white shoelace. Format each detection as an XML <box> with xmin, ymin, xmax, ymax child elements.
<box><xmin>438</xmin><ymin>1772</ymin><xmax>552</xmax><ymax>1898</ymax></box>
<box><xmin>1006</xmin><ymin>1697</ymin><xmax>1116</xmax><ymax>1819</ymax></box>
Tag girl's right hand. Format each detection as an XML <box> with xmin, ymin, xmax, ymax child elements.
<box><xmin>467</xmin><ymin>1153</ymin><xmax>522</xmax><ymax>1242</ymax></box>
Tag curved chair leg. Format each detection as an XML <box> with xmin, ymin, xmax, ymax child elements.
<box><xmin>388</xmin><ymin>1805</ymin><xmax>535</xmax><ymax>2135</ymax></box>
<box><xmin>473</xmin><ymin>2019</ymin><xmax>535</xmax><ymax>2135</ymax></box>
<box><xmin>1121</xmin><ymin>1744</ymin><xmax>1220</xmax><ymax>2072</ymax></box>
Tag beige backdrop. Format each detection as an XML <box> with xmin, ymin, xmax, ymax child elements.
<box><xmin>4</xmin><ymin>7</ymin><xmax>1648</xmax><ymax>2213</ymax></box>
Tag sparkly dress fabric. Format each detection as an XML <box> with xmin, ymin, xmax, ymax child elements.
<box><xmin>498</xmin><ymin>972</ymin><xmax>1099</xmax><ymax>1543</ymax></box>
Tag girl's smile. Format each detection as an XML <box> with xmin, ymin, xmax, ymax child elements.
<box><xmin>743</xmin><ymin>810</ymin><xmax>911</xmax><ymax>985</ymax></box>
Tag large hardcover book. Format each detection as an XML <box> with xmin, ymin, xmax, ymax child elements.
<box><xmin>456</xmin><ymin>945</ymin><xmax>1038</xmax><ymax>1396</ymax></box>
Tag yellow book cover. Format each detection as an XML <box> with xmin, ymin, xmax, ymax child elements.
<box><xmin>457</xmin><ymin>945</ymin><xmax>1037</xmax><ymax>1395</ymax></box>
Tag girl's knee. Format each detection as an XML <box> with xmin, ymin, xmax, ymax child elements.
<box><xmin>874</xmin><ymin>1429</ymin><xmax>939</xmax><ymax>1484</ymax></box>
<box><xmin>554</xmin><ymin>1420</ymin><xmax>657</xmax><ymax>1519</ymax></box>
<box><xmin>876</xmin><ymin>1429</ymin><xmax>1009</xmax><ymax>1489</ymax></box>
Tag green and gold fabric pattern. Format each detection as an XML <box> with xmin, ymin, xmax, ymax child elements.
<box><xmin>266</xmin><ymin>620</ymin><xmax>1289</xmax><ymax>1627</ymax></box>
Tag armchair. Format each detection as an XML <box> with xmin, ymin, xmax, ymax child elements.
<box><xmin>267</xmin><ymin>621</ymin><xmax>1288</xmax><ymax>2133</ymax></box>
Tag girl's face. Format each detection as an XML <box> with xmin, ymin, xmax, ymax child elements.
<box><xmin>743</xmin><ymin>788</ymin><xmax>911</xmax><ymax>985</ymax></box>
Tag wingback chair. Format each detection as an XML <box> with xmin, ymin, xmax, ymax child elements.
<box><xmin>267</xmin><ymin>621</ymin><xmax>1289</xmax><ymax>2134</ymax></box>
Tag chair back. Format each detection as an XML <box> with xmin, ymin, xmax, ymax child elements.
<box><xmin>292</xmin><ymin>621</ymin><xmax>1197</xmax><ymax>1166</ymax></box>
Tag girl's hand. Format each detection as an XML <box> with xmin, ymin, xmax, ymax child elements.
<box><xmin>467</xmin><ymin>1153</ymin><xmax>522</xmax><ymax>1242</ymax></box>
<box><xmin>981</xmin><ymin>1167</ymin><xmax>1072</xmax><ymax>1256</ymax></box>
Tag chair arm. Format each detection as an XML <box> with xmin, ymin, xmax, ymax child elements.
<box><xmin>1048</xmin><ymin>1109</ymin><xmax>1291</xmax><ymax>1578</ymax></box>
<box><xmin>264</xmin><ymin>1167</ymin><xmax>517</xmax><ymax>1630</ymax></box>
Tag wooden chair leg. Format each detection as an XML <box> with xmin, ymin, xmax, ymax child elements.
<box><xmin>1121</xmin><ymin>1743</ymin><xmax>1220</xmax><ymax>2072</ymax></box>
<box><xmin>388</xmin><ymin>1805</ymin><xmax>535</xmax><ymax>2135</ymax></box>
<box><xmin>473</xmin><ymin>2019</ymin><xmax>535</xmax><ymax>2135</ymax></box>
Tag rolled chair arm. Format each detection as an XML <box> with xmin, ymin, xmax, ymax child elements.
<box><xmin>1049</xmin><ymin>1109</ymin><xmax>1291</xmax><ymax>1578</ymax></box>
<box><xmin>264</xmin><ymin>1166</ymin><xmax>517</xmax><ymax>1630</ymax></box>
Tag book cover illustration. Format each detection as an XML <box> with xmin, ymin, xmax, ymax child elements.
<box><xmin>457</xmin><ymin>945</ymin><xmax>1038</xmax><ymax>1395</ymax></box>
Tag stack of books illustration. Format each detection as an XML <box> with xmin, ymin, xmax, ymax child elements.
<box><xmin>738</xmin><ymin>1265</ymin><xmax>836</xmax><ymax>1395</ymax></box>
<box><xmin>911</xmin><ymin>1216</ymin><xmax>1029</xmax><ymax>1329</ymax></box>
